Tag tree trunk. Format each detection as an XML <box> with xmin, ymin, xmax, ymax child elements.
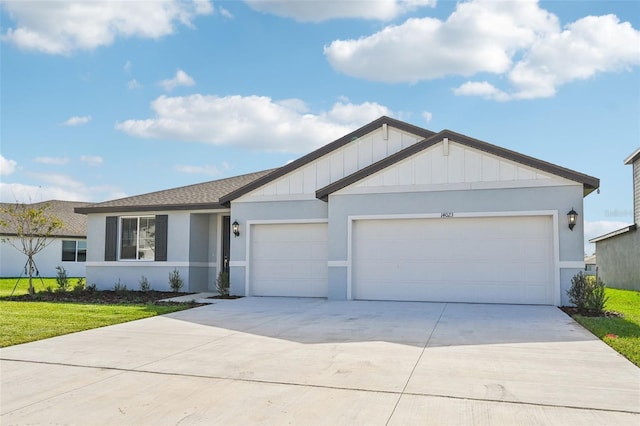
<box><xmin>28</xmin><ymin>256</ymin><xmax>35</xmax><ymax>296</ymax></box>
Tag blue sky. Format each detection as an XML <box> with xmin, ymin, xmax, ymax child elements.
<box><xmin>1</xmin><ymin>0</ymin><xmax>639</xmax><ymax>254</ymax></box>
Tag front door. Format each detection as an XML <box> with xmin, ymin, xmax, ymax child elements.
<box><xmin>221</xmin><ymin>216</ymin><xmax>231</xmax><ymax>273</ymax></box>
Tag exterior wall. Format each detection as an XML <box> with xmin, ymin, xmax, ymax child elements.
<box><xmin>229</xmin><ymin>200</ymin><xmax>328</xmax><ymax>296</ymax></box>
<box><xmin>633</xmin><ymin>160</ymin><xmax>639</xmax><ymax>225</ymax></box>
<box><xmin>85</xmin><ymin>210</ymin><xmax>226</xmax><ymax>291</ymax></box>
<box><xmin>1</xmin><ymin>237</ymin><xmax>86</xmax><ymax>278</ymax></box>
<box><xmin>326</xmin><ymin>185</ymin><xmax>585</xmax><ymax>306</ymax></box>
<box><xmin>596</xmin><ymin>230</ymin><xmax>640</xmax><ymax>291</ymax></box>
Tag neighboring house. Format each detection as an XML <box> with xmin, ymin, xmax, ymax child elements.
<box><xmin>590</xmin><ymin>148</ymin><xmax>640</xmax><ymax>291</ymax></box>
<box><xmin>584</xmin><ymin>254</ymin><xmax>597</xmax><ymax>276</ymax></box>
<box><xmin>1</xmin><ymin>200</ymin><xmax>91</xmax><ymax>278</ymax></box>
<box><xmin>77</xmin><ymin>117</ymin><xmax>599</xmax><ymax>306</ymax></box>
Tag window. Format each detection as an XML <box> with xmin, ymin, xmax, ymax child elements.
<box><xmin>105</xmin><ymin>215</ymin><xmax>167</xmax><ymax>262</ymax></box>
<box><xmin>62</xmin><ymin>240</ymin><xmax>87</xmax><ymax>262</ymax></box>
<box><xmin>120</xmin><ymin>216</ymin><xmax>156</xmax><ymax>260</ymax></box>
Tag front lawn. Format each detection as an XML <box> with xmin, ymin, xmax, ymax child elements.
<box><xmin>569</xmin><ymin>288</ymin><xmax>640</xmax><ymax>367</ymax></box>
<box><xmin>0</xmin><ymin>278</ymin><xmax>198</xmax><ymax>347</ymax></box>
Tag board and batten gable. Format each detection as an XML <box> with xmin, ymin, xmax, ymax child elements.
<box><xmin>235</xmin><ymin>125</ymin><xmax>426</xmax><ymax>203</ymax></box>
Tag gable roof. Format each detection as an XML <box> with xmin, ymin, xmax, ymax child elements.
<box><xmin>219</xmin><ymin>116</ymin><xmax>435</xmax><ymax>206</ymax></box>
<box><xmin>624</xmin><ymin>147</ymin><xmax>640</xmax><ymax>165</ymax></box>
<box><xmin>75</xmin><ymin>170</ymin><xmax>275</xmax><ymax>214</ymax></box>
<box><xmin>316</xmin><ymin>129</ymin><xmax>600</xmax><ymax>201</ymax></box>
<box><xmin>1</xmin><ymin>200</ymin><xmax>91</xmax><ymax>238</ymax></box>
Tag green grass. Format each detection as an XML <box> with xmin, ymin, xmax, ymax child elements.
<box><xmin>0</xmin><ymin>277</ymin><xmax>75</xmax><ymax>296</ymax></box>
<box><xmin>0</xmin><ymin>278</ymin><xmax>193</xmax><ymax>347</ymax></box>
<box><xmin>571</xmin><ymin>288</ymin><xmax>640</xmax><ymax>367</ymax></box>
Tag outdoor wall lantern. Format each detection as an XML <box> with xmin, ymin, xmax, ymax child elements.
<box><xmin>232</xmin><ymin>220</ymin><xmax>240</xmax><ymax>237</ymax></box>
<box><xmin>567</xmin><ymin>208</ymin><xmax>578</xmax><ymax>231</ymax></box>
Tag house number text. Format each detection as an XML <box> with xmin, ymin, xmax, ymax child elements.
<box><xmin>441</xmin><ymin>212</ymin><xmax>454</xmax><ymax>218</ymax></box>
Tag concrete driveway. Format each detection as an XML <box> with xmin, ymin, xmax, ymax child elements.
<box><xmin>1</xmin><ymin>298</ymin><xmax>638</xmax><ymax>425</ymax></box>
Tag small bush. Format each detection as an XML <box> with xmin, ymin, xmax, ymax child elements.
<box><xmin>55</xmin><ymin>266</ymin><xmax>69</xmax><ymax>292</ymax></box>
<box><xmin>73</xmin><ymin>278</ymin><xmax>85</xmax><ymax>293</ymax></box>
<box><xmin>139</xmin><ymin>275</ymin><xmax>151</xmax><ymax>292</ymax></box>
<box><xmin>216</xmin><ymin>271</ymin><xmax>229</xmax><ymax>296</ymax></box>
<box><xmin>567</xmin><ymin>272</ymin><xmax>609</xmax><ymax>314</ymax></box>
<box><xmin>86</xmin><ymin>283</ymin><xmax>97</xmax><ymax>292</ymax></box>
<box><xmin>168</xmin><ymin>269</ymin><xmax>183</xmax><ymax>292</ymax></box>
<box><xmin>113</xmin><ymin>279</ymin><xmax>127</xmax><ymax>293</ymax></box>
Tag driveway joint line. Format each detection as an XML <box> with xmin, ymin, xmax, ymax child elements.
<box><xmin>2</xmin><ymin>357</ymin><xmax>638</xmax><ymax>416</ymax></box>
<box><xmin>385</xmin><ymin>302</ymin><xmax>449</xmax><ymax>425</ymax></box>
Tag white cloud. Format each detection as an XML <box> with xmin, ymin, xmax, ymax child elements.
<box><xmin>0</xmin><ymin>174</ymin><xmax>126</xmax><ymax>203</ymax></box>
<box><xmin>116</xmin><ymin>94</ymin><xmax>392</xmax><ymax>153</ymax></box>
<box><xmin>245</xmin><ymin>0</ymin><xmax>435</xmax><ymax>22</ymax></box>
<box><xmin>62</xmin><ymin>115</ymin><xmax>91</xmax><ymax>126</ymax></box>
<box><xmin>325</xmin><ymin>0</ymin><xmax>640</xmax><ymax>99</ymax></box>
<box><xmin>124</xmin><ymin>60</ymin><xmax>132</xmax><ymax>73</ymax></box>
<box><xmin>219</xmin><ymin>6</ymin><xmax>233</xmax><ymax>19</ymax></box>
<box><xmin>584</xmin><ymin>220</ymin><xmax>631</xmax><ymax>256</ymax></box>
<box><xmin>80</xmin><ymin>155</ymin><xmax>103</xmax><ymax>166</ymax></box>
<box><xmin>1</xmin><ymin>0</ymin><xmax>213</xmax><ymax>55</ymax></box>
<box><xmin>127</xmin><ymin>79</ymin><xmax>142</xmax><ymax>90</ymax></box>
<box><xmin>33</xmin><ymin>156</ymin><xmax>70</xmax><ymax>165</ymax></box>
<box><xmin>1</xmin><ymin>155</ymin><xmax>18</xmax><ymax>176</ymax></box>
<box><xmin>175</xmin><ymin>164</ymin><xmax>223</xmax><ymax>176</ymax></box>
<box><xmin>160</xmin><ymin>69</ymin><xmax>196</xmax><ymax>91</ymax></box>
<box><xmin>422</xmin><ymin>111</ymin><xmax>432</xmax><ymax>123</ymax></box>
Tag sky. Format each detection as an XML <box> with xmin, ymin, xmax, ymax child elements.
<box><xmin>1</xmin><ymin>0</ymin><xmax>639</xmax><ymax>255</ymax></box>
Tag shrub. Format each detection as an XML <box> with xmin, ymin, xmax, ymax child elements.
<box><xmin>567</xmin><ymin>272</ymin><xmax>609</xmax><ymax>314</ymax></box>
<box><xmin>86</xmin><ymin>283</ymin><xmax>97</xmax><ymax>292</ymax></box>
<box><xmin>168</xmin><ymin>269</ymin><xmax>183</xmax><ymax>292</ymax></box>
<box><xmin>113</xmin><ymin>279</ymin><xmax>127</xmax><ymax>292</ymax></box>
<box><xmin>139</xmin><ymin>275</ymin><xmax>151</xmax><ymax>292</ymax></box>
<box><xmin>55</xmin><ymin>266</ymin><xmax>69</xmax><ymax>292</ymax></box>
<box><xmin>73</xmin><ymin>278</ymin><xmax>85</xmax><ymax>293</ymax></box>
<box><xmin>216</xmin><ymin>271</ymin><xmax>229</xmax><ymax>296</ymax></box>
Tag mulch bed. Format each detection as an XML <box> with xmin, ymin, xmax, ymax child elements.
<box><xmin>1</xmin><ymin>290</ymin><xmax>198</xmax><ymax>305</ymax></box>
<box><xmin>207</xmin><ymin>295</ymin><xmax>243</xmax><ymax>300</ymax></box>
<box><xmin>560</xmin><ymin>306</ymin><xmax>624</xmax><ymax>318</ymax></box>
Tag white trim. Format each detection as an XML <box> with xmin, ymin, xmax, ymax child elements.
<box><xmin>346</xmin><ymin>210</ymin><xmax>560</xmax><ymax>305</ymax></box>
<box><xmin>245</xmin><ymin>219</ymin><xmax>329</xmax><ymax>297</ymax></box>
<box><xmin>229</xmin><ymin>260</ymin><xmax>246</xmax><ymax>267</ymax></box>
<box><xmin>328</xmin><ymin>260</ymin><xmax>348</xmax><ymax>267</ymax></box>
<box><xmin>216</xmin><ymin>214</ymin><xmax>223</xmax><ymax>275</ymax></box>
<box><xmin>233</xmin><ymin>194</ymin><xmax>317</xmax><ymax>203</ymax></box>
<box><xmin>86</xmin><ymin>261</ymin><xmax>216</xmax><ymax>268</ymax></box>
<box><xmin>559</xmin><ymin>261</ymin><xmax>586</xmax><ymax>269</ymax></box>
<box><xmin>336</xmin><ymin>180</ymin><xmax>579</xmax><ymax>196</ymax></box>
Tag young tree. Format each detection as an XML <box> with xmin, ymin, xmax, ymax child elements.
<box><xmin>0</xmin><ymin>202</ymin><xmax>63</xmax><ymax>295</ymax></box>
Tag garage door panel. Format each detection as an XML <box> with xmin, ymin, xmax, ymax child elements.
<box><xmin>352</xmin><ymin>216</ymin><xmax>554</xmax><ymax>305</ymax></box>
<box><xmin>251</xmin><ymin>223</ymin><xmax>328</xmax><ymax>297</ymax></box>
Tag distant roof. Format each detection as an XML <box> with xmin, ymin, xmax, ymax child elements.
<box><xmin>75</xmin><ymin>169</ymin><xmax>275</xmax><ymax>214</ymax></box>
<box><xmin>624</xmin><ymin>147</ymin><xmax>640</xmax><ymax>165</ymax></box>
<box><xmin>589</xmin><ymin>224</ymin><xmax>637</xmax><ymax>243</ymax></box>
<box><xmin>1</xmin><ymin>200</ymin><xmax>91</xmax><ymax>238</ymax></box>
<box><xmin>584</xmin><ymin>254</ymin><xmax>596</xmax><ymax>265</ymax></box>
<box><xmin>316</xmin><ymin>129</ymin><xmax>600</xmax><ymax>201</ymax></box>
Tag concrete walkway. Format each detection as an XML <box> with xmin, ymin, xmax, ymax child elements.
<box><xmin>1</xmin><ymin>298</ymin><xmax>639</xmax><ymax>425</ymax></box>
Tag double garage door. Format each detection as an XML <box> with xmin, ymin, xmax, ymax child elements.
<box><xmin>249</xmin><ymin>216</ymin><xmax>554</xmax><ymax>305</ymax></box>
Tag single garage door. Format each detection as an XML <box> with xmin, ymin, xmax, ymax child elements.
<box><xmin>352</xmin><ymin>216</ymin><xmax>554</xmax><ymax>304</ymax></box>
<box><xmin>250</xmin><ymin>222</ymin><xmax>328</xmax><ymax>297</ymax></box>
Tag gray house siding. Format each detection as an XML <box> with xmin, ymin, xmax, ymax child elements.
<box><xmin>326</xmin><ymin>185</ymin><xmax>585</xmax><ymax>305</ymax></box>
<box><xmin>596</xmin><ymin>231</ymin><xmax>640</xmax><ymax>291</ymax></box>
<box><xmin>634</xmin><ymin>160</ymin><xmax>639</xmax><ymax>225</ymax></box>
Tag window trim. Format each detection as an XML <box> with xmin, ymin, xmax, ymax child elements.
<box><xmin>61</xmin><ymin>239</ymin><xmax>87</xmax><ymax>262</ymax></box>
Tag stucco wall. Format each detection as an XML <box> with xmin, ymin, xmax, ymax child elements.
<box><xmin>85</xmin><ymin>211</ymin><xmax>226</xmax><ymax>291</ymax></box>
<box><xmin>1</xmin><ymin>237</ymin><xmax>86</xmax><ymax>278</ymax></box>
<box><xmin>596</xmin><ymin>230</ymin><xmax>640</xmax><ymax>291</ymax></box>
<box><xmin>633</xmin><ymin>161</ymin><xmax>639</xmax><ymax>225</ymax></box>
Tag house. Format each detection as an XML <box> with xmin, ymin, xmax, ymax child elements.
<box><xmin>76</xmin><ymin>117</ymin><xmax>599</xmax><ymax>305</ymax></box>
<box><xmin>1</xmin><ymin>200</ymin><xmax>90</xmax><ymax>278</ymax></box>
<box><xmin>584</xmin><ymin>254</ymin><xmax>597</xmax><ymax>276</ymax></box>
<box><xmin>590</xmin><ymin>148</ymin><xmax>640</xmax><ymax>291</ymax></box>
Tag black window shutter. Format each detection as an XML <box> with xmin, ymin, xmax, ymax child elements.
<box><xmin>155</xmin><ymin>215</ymin><xmax>168</xmax><ymax>261</ymax></box>
<box><xmin>105</xmin><ymin>216</ymin><xmax>117</xmax><ymax>261</ymax></box>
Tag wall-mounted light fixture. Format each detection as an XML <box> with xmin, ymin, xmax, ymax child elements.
<box><xmin>232</xmin><ymin>220</ymin><xmax>240</xmax><ymax>237</ymax></box>
<box><xmin>567</xmin><ymin>208</ymin><xmax>578</xmax><ymax>231</ymax></box>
